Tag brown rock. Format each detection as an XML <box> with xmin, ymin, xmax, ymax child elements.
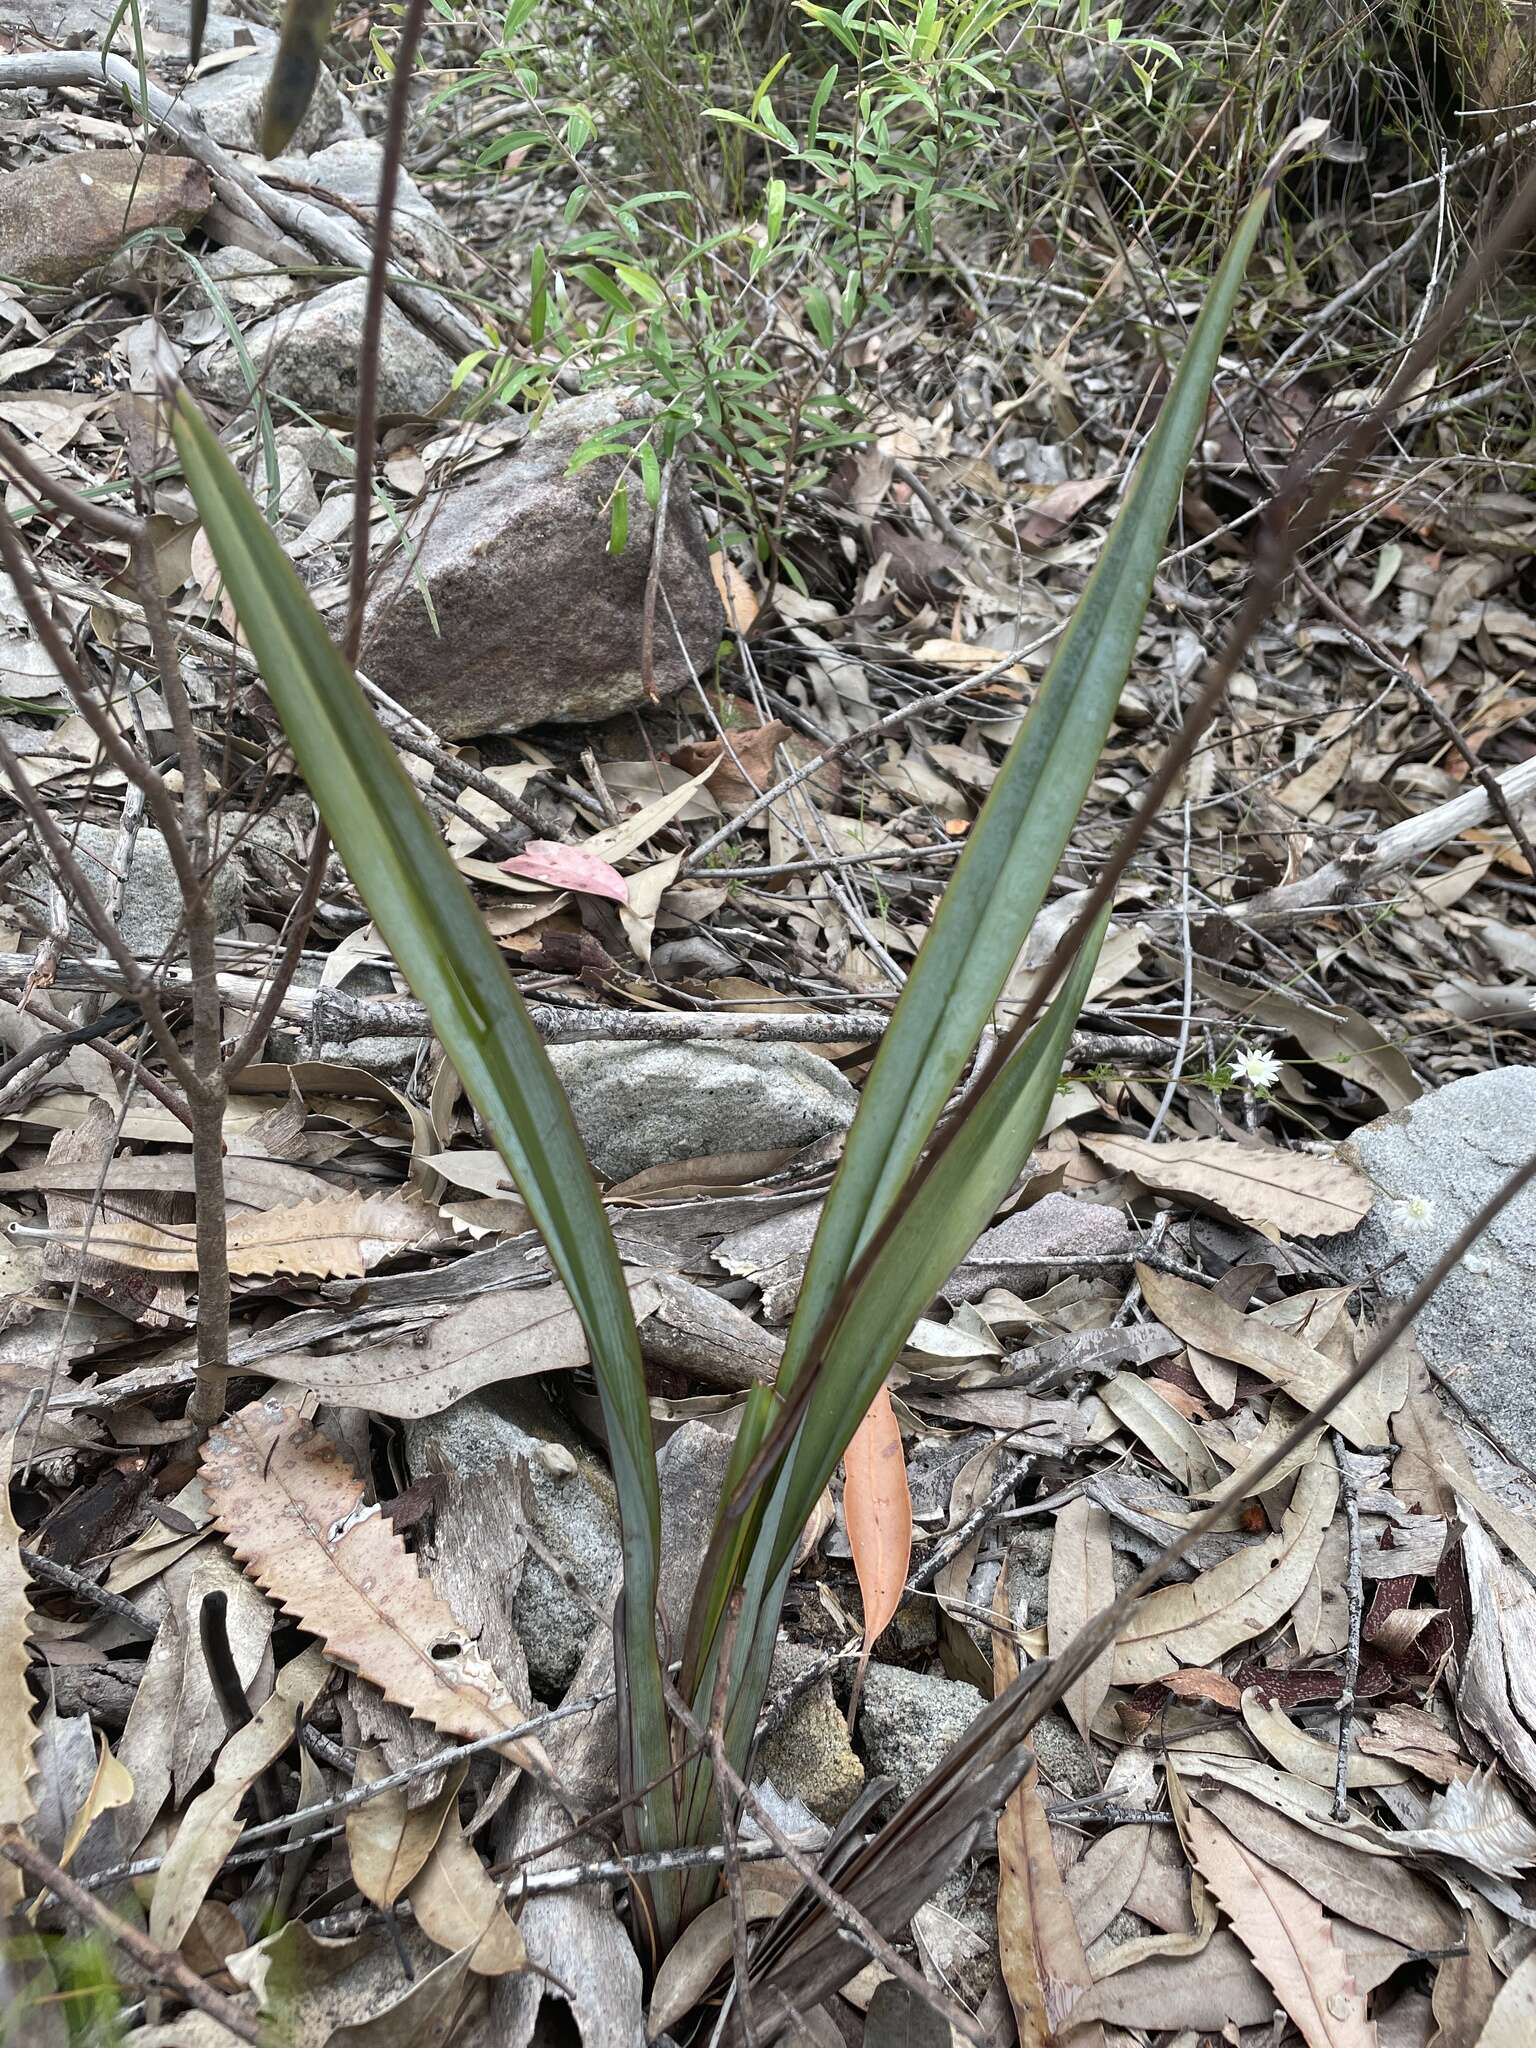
<box><xmin>0</xmin><ymin>150</ymin><xmax>210</xmax><ymax>290</ymax></box>
<box><xmin>358</xmin><ymin>391</ymin><xmax>724</xmax><ymax>738</ymax></box>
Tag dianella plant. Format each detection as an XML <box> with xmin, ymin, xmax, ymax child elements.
<box><xmin>174</xmin><ymin>159</ymin><xmax>1290</xmax><ymax>1961</ymax></box>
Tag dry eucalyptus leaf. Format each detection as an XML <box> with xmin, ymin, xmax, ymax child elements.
<box><xmin>255</xmin><ymin>1274</ymin><xmax>665</xmax><ymax>1419</ymax></box>
<box><xmin>1046</xmin><ymin>1494</ymin><xmax>1116</xmax><ymax>1745</ymax></box>
<box><xmin>150</xmin><ymin>1648</ymin><xmax>327</xmax><ymax>1950</ymax></box>
<box><xmin>1083</xmin><ymin>1132</ymin><xmax>1373</xmax><ymax>1241</ymax></box>
<box><xmin>1239</xmin><ymin>1688</ymin><xmax>1409</xmax><ymax>1791</ymax></box>
<box><xmin>1112</xmin><ymin>1454</ymin><xmax>1339</xmax><ymax>1683</ymax></box>
<box><xmin>203</xmin><ymin>1400</ymin><xmax>545</xmax><ymax>1766</ymax></box>
<box><xmin>408</xmin><ymin>1815</ymin><xmax>527</xmax><ymax>1976</ymax></box>
<box><xmin>346</xmin><ymin>1746</ymin><xmax>465</xmax><ymax>1910</ymax></box>
<box><xmin>1138</xmin><ymin>1267</ymin><xmax>1396</xmax><ymax>1449</ymax></box>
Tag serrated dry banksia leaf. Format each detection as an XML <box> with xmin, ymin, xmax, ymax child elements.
<box><xmin>203</xmin><ymin>1397</ymin><xmax>546</xmax><ymax>1771</ymax></box>
<box><xmin>75</xmin><ymin>1193</ymin><xmax>442</xmax><ymax>1280</ymax></box>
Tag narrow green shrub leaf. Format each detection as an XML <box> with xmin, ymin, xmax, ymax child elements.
<box><xmin>168</xmin><ymin>388</ymin><xmax>681</xmax><ymax>1922</ymax></box>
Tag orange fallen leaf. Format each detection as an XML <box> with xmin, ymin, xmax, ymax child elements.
<box><xmin>843</xmin><ymin>1381</ymin><xmax>911</xmax><ymax>1721</ymax></box>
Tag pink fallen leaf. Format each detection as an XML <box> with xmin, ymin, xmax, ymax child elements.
<box><xmin>500</xmin><ymin>841</ymin><xmax>629</xmax><ymax>903</ymax></box>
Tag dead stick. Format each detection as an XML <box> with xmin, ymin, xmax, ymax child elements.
<box><xmin>1</xmin><ymin>1831</ymin><xmax>261</xmax><ymax>2043</ymax></box>
<box><xmin>1331</xmin><ymin>1430</ymin><xmax>1364</xmax><ymax>1822</ymax></box>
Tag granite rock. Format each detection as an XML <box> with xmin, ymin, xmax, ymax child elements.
<box><xmin>181</xmin><ymin>50</ymin><xmax>358</xmax><ymax>155</ymax></box>
<box><xmin>190</xmin><ymin>279</ymin><xmax>460</xmax><ymax>421</ymax></box>
<box><xmin>357</xmin><ymin>390</ymin><xmax>724</xmax><ymax>738</ymax></box>
<box><xmin>548</xmin><ymin>1040</ymin><xmax>857</xmax><ymax>1185</ymax></box>
<box><xmin>1343</xmin><ymin>1067</ymin><xmax>1536</xmax><ymax>1468</ymax></box>
<box><xmin>754</xmin><ymin>1643</ymin><xmax>865</xmax><ymax>1824</ymax></box>
<box><xmin>15</xmin><ymin>823</ymin><xmax>241</xmax><ymax>959</ymax></box>
<box><xmin>0</xmin><ymin>151</ymin><xmax>209</xmax><ymax>290</ymax></box>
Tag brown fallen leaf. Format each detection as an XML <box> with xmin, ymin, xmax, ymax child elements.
<box><xmin>1190</xmin><ymin>1784</ymin><xmax>1461</xmax><ymax>1953</ymax></box>
<box><xmin>346</xmin><ymin>1746</ymin><xmax>464</xmax><ymax>1909</ymax></box>
<box><xmin>995</xmin><ymin>1589</ymin><xmax>1104</xmax><ymax>2048</ymax></box>
<box><xmin>1084</xmin><ymin>1130</ymin><xmax>1372</xmax><ymax>1241</ymax></box>
<box><xmin>1240</xmin><ymin>1689</ymin><xmax>1409</xmax><ymax>1791</ymax></box>
<box><xmin>250</xmin><ymin>1273</ymin><xmax>666</xmax><ymax>1419</ymax></box>
<box><xmin>1112</xmin><ymin>1453</ymin><xmax>1339</xmax><ymax>1684</ymax></box>
<box><xmin>1184</xmin><ymin>1801</ymin><xmax>1376</xmax><ymax>2048</ymax></box>
<box><xmin>203</xmin><ymin>1400</ymin><xmax>547</xmax><ymax>1768</ymax></box>
<box><xmin>843</xmin><ymin>1381</ymin><xmax>911</xmax><ymax>1720</ymax></box>
<box><xmin>1429</xmin><ymin>1915</ymin><xmax>1500</xmax><ymax>2048</ymax></box>
<box><xmin>57</xmin><ymin>1192</ymin><xmax>443</xmax><ymax>1280</ymax></box>
<box><xmin>409</xmin><ymin>1815</ymin><xmax>528</xmax><ymax>1977</ymax></box>
<box><xmin>1464</xmin><ymin>1949</ymin><xmax>1535</xmax><ymax>2047</ymax></box>
<box><xmin>149</xmin><ymin>1647</ymin><xmax>327</xmax><ymax>1950</ymax></box>
<box><xmin>1355</xmin><ymin>1703</ymin><xmax>1469</xmax><ymax>1785</ymax></box>
<box><xmin>1047</xmin><ymin>1494</ymin><xmax>1116</xmax><ymax>1743</ymax></box>
<box><xmin>1071</xmin><ymin>1929</ymin><xmax>1277</xmax><ymax>2032</ymax></box>
<box><xmin>672</xmin><ymin>720</ymin><xmax>790</xmax><ymax>814</ymax></box>
<box><xmin>1138</xmin><ymin>1267</ymin><xmax>1396</xmax><ymax>1449</ymax></box>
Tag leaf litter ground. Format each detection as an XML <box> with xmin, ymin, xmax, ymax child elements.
<box><xmin>4</xmin><ymin>10</ymin><xmax>1536</xmax><ymax>2046</ymax></box>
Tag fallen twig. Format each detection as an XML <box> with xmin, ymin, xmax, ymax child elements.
<box><xmin>1</xmin><ymin>1830</ymin><xmax>261</xmax><ymax>2043</ymax></box>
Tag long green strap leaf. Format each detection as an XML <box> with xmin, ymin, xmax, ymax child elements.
<box><xmin>169</xmin><ymin>389</ymin><xmax>681</xmax><ymax>1915</ymax></box>
<box><xmin>777</xmin><ymin>174</ymin><xmax>1280</xmax><ymax>1401</ymax></box>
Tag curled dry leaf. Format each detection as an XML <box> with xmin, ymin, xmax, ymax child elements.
<box><xmin>59</xmin><ymin>1193</ymin><xmax>443</xmax><ymax>1280</ymax></box>
<box><xmin>672</xmin><ymin>720</ymin><xmax>792</xmax><ymax>816</ymax></box>
<box><xmin>995</xmin><ymin>1589</ymin><xmax>1104</xmax><ymax>2048</ymax></box>
<box><xmin>0</xmin><ymin>1428</ymin><xmax>37</xmax><ymax>1913</ymax></box>
<box><xmin>1239</xmin><ymin>1689</ymin><xmax>1409</xmax><ymax>1791</ymax></box>
<box><xmin>843</xmin><ymin>1381</ymin><xmax>911</xmax><ymax>1716</ymax></box>
<box><xmin>1184</xmin><ymin>1801</ymin><xmax>1376</xmax><ymax>2048</ymax></box>
<box><xmin>203</xmin><ymin>1399</ymin><xmax>546</xmax><ymax>1767</ymax></box>
<box><xmin>1113</xmin><ymin>1454</ymin><xmax>1339</xmax><ymax>1684</ymax></box>
<box><xmin>1082</xmin><ymin>1132</ymin><xmax>1373</xmax><ymax>1241</ymax></box>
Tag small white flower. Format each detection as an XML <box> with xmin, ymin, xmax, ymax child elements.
<box><xmin>1230</xmin><ymin>1046</ymin><xmax>1282</xmax><ymax>1090</ymax></box>
<box><xmin>1393</xmin><ymin>1195</ymin><xmax>1436</xmax><ymax>1230</ymax></box>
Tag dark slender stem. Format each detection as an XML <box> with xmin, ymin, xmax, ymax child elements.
<box><xmin>345</xmin><ymin>0</ymin><xmax>430</xmax><ymax>664</ymax></box>
<box><xmin>19</xmin><ymin>1548</ymin><xmax>157</xmax><ymax>1639</ymax></box>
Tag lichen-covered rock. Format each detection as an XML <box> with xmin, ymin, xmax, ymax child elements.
<box><xmin>548</xmin><ymin>1040</ymin><xmax>856</xmax><ymax>1186</ymax></box>
<box><xmin>1343</xmin><ymin>1067</ymin><xmax>1536</xmax><ymax>1469</ymax></box>
<box><xmin>754</xmin><ymin>1644</ymin><xmax>864</xmax><ymax>1823</ymax></box>
<box><xmin>14</xmin><ymin>824</ymin><xmax>241</xmax><ymax>959</ymax></box>
<box><xmin>190</xmin><ymin>279</ymin><xmax>460</xmax><ymax>421</ymax></box>
<box><xmin>0</xmin><ymin>151</ymin><xmax>209</xmax><ymax>290</ymax></box>
<box><xmin>357</xmin><ymin>391</ymin><xmax>724</xmax><ymax>738</ymax></box>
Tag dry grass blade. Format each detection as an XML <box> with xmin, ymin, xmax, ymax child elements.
<box><xmin>202</xmin><ymin>1399</ymin><xmax>549</xmax><ymax>1769</ymax></box>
